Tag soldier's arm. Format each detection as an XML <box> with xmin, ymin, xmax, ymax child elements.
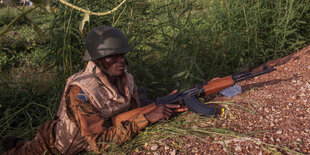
<box><xmin>66</xmin><ymin>85</ymin><xmax>149</xmax><ymax>153</ymax></box>
<box><xmin>128</xmin><ymin>89</ymin><xmax>140</xmax><ymax>110</ymax></box>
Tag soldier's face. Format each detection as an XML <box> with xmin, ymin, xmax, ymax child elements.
<box><xmin>97</xmin><ymin>54</ymin><xmax>126</xmax><ymax>76</ymax></box>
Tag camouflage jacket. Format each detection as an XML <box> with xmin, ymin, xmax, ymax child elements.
<box><xmin>54</xmin><ymin>61</ymin><xmax>149</xmax><ymax>154</ymax></box>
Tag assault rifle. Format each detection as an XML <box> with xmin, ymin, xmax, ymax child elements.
<box><xmin>112</xmin><ymin>65</ymin><xmax>276</xmax><ymax>126</ymax></box>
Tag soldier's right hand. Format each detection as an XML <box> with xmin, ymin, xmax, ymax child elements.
<box><xmin>144</xmin><ymin>104</ymin><xmax>187</xmax><ymax>123</ymax></box>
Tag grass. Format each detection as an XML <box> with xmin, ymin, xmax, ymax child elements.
<box><xmin>0</xmin><ymin>5</ymin><xmax>61</xmax><ymax>153</ymax></box>
<box><xmin>0</xmin><ymin>5</ymin><xmax>53</xmax><ymax>70</ymax></box>
<box><xmin>123</xmin><ymin>0</ymin><xmax>310</xmax><ymax>98</ymax></box>
<box><xmin>0</xmin><ymin>66</ymin><xmax>63</xmax><ymax>153</ymax></box>
<box><xmin>0</xmin><ymin>0</ymin><xmax>310</xmax><ymax>154</ymax></box>
<box><xmin>0</xmin><ymin>7</ymin><xmax>24</xmax><ymax>27</ymax></box>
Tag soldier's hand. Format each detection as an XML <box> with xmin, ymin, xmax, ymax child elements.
<box><xmin>144</xmin><ymin>104</ymin><xmax>188</xmax><ymax>123</ymax></box>
<box><xmin>210</xmin><ymin>77</ymin><xmax>220</xmax><ymax>82</ymax></box>
<box><xmin>169</xmin><ymin>89</ymin><xmax>178</xmax><ymax>95</ymax></box>
<box><xmin>166</xmin><ymin>90</ymin><xmax>188</xmax><ymax>113</ymax></box>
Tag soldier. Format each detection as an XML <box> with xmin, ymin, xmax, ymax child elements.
<box><xmin>2</xmin><ymin>26</ymin><xmax>188</xmax><ymax>154</ymax></box>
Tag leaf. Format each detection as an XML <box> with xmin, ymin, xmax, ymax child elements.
<box><xmin>112</xmin><ymin>4</ymin><xmax>127</xmax><ymax>27</ymax></box>
<box><xmin>145</xmin><ymin>70</ymin><xmax>155</xmax><ymax>80</ymax></box>
<box><xmin>177</xmin><ymin>1</ymin><xmax>193</xmax><ymax>21</ymax></box>
<box><xmin>194</xmin><ymin>63</ymin><xmax>205</xmax><ymax>78</ymax></box>
<box><xmin>32</xmin><ymin>27</ymin><xmax>44</xmax><ymax>41</ymax></box>
<box><xmin>296</xmin><ymin>20</ymin><xmax>306</xmax><ymax>24</ymax></box>
<box><xmin>30</xmin><ymin>0</ymin><xmax>45</xmax><ymax>5</ymax></box>
<box><xmin>70</xmin><ymin>28</ymin><xmax>83</xmax><ymax>43</ymax></box>
<box><xmin>167</xmin><ymin>6</ymin><xmax>175</xmax><ymax>25</ymax></box>
<box><xmin>45</xmin><ymin>0</ymin><xmax>52</xmax><ymax>12</ymax></box>
<box><xmin>79</xmin><ymin>13</ymin><xmax>90</xmax><ymax>35</ymax></box>
<box><xmin>145</xmin><ymin>43</ymin><xmax>165</xmax><ymax>51</ymax></box>
<box><xmin>284</xmin><ymin>29</ymin><xmax>297</xmax><ymax>36</ymax></box>
<box><xmin>189</xmin><ymin>74</ymin><xmax>205</xmax><ymax>82</ymax></box>
<box><xmin>39</xmin><ymin>4</ymin><xmax>49</xmax><ymax>13</ymax></box>
<box><xmin>172</xmin><ymin>71</ymin><xmax>186</xmax><ymax>79</ymax></box>
<box><xmin>23</xmin><ymin>15</ymin><xmax>45</xmax><ymax>42</ymax></box>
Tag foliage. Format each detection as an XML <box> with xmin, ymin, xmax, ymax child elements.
<box><xmin>0</xmin><ymin>66</ymin><xmax>62</xmax><ymax>139</ymax></box>
<box><xmin>8</xmin><ymin>0</ymin><xmax>20</xmax><ymax>6</ymax></box>
<box><xmin>1</xmin><ymin>0</ymin><xmax>310</xmax><ymax>154</ymax></box>
<box><xmin>0</xmin><ymin>3</ymin><xmax>7</xmax><ymax>9</ymax></box>
<box><xmin>0</xmin><ymin>7</ymin><xmax>29</xmax><ymax>27</ymax></box>
<box><xmin>0</xmin><ymin>5</ymin><xmax>53</xmax><ymax>70</ymax></box>
<box><xmin>0</xmin><ymin>6</ymin><xmax>58</xmax><ymax>153</ymax></box>
<box><xmin>45</xmin><ymin>0</ymin><xmax>310</xmax><ymax>97</ymax></box>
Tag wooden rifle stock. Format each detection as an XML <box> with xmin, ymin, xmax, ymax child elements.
<box><xmin>203</xmin><ymin>76</ymin><xmax>234</xmax><ymax>95</ymax></box>
<box><xmin>112</xmin><ymin>103</ymin><xmax>156</xmax><ymax>126</ymax></box>
<box><xmin>203</xmin><ymin>66</ymin><xmax>276</xmax><ymax>95</ymax></box>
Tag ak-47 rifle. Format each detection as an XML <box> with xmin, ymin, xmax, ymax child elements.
<box><xmin>112</xmin><ymin>65</ymin><xmax>276</xmax><ymax>126</ymax></box>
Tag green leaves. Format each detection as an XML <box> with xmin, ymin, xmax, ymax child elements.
<box><xmin>22</xmin><ymin>15</ymin><xmax>45</xmax><ymax>41</ymax></box>
<box><xmin>172</xmin><ymin>71</ymin><xmax>186</xmax><ymax>79</ymax></box>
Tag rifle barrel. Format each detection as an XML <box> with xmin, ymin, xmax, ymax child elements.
<box><xmin>233</xmin><ymin>67</ymin><xmax>276</xmax><ymax>82</ymax></box>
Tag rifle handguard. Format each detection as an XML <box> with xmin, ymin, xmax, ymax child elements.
<box><xmin>203</xmin><ymin>76</ymin><xmax>234</xmax><ymax>95</ymax></box>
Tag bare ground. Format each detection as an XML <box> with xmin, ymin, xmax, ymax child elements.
<box><xmin>132</xmin><ymin>46</ymin><xmax>310</xmax><ymax>155</ymax></box>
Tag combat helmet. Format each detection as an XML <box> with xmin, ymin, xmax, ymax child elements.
<box><xmin>83</xmin><ymin>26</ymin><xmax>130</xmax><ymax>61</ymax></box>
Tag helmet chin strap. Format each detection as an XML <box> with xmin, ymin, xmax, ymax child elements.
<box><xmin>125</xmin><ymin>57</ymin><xmax>130</xmax><ymax>73</ymax></box>
<box><xmin>92</xmin><ymin>65</ymin><xmax>116</xmax><ymax>99</ymax></box>
<box><xmin>94</xmin><ymin>61</ymin><xmax>116</xmax><ymax>77</ymax></box>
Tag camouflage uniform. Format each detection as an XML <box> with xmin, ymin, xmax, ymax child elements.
<box><xmin>3</xmin><ymin>61</ymin><xmax>149</xmax><ymax>155</ymax></box>
<box><xmin>2</xmin><ymin>117</ymin><xmax>59</xmax><ymax>155</ymax></box>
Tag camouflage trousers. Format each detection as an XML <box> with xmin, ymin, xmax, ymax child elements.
<box><xmin>3</xmin><ymin>117</ymin><xmax>60</xmax><ymax>155</ymax></box>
